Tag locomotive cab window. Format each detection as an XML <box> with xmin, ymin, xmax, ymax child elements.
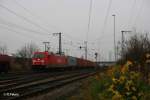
<box><xmin>33</xmin><ymin>54</ymin><xmax>45</xmax><ymax>58</ymax></box>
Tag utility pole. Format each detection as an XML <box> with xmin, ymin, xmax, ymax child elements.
<box><xmin>109</xmin><ymin>51</ymin><xmax>112</xmax><ymax>61</ymax></box>
<box><xmin>121</xmin><ymin>30</ymin><xmax>132</xmax><ymax>57</ymax></box>
<box><xmin>116</xmin><ymin>45</ymin><xmax>119</xmax><ymax>60</ymax></box>
<box><xmin>112</xmin><ymin>14</ymin><xmax>116</xmax><ymax>61</ymax></box>
<box><xmin>85</xmin><ymin>41</ymin><xmax>87</xmax><ymax>60</ymax></box>
<box><xmin>43</xmin><ymin>42</ymin><xmax>50</xmax><ymax>52</ymax></box>
<box><xmin>79</xmin><ymin>41</ymin><xmax>88</xmax><ymax>60</ymax></box>
<box><xmin>53</xmin><ymin>32</ymin><xmax>62</xmax><ymax>55</ymax></box>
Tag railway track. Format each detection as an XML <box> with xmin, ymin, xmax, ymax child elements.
<box><xmin>0</xmin><ymin>71</ymin><xmax>80</xmax><ymax>92</ymax></box>
<box><xmin>0</xmin><ymin>70</ymin><xmax>75</xmax><ymax>84</ymax></box>
<box><xmin>0</xmin><ymin>73</ymin><xmax>58</xmax><ymax>92</ymax></box>
<box><xmin>0</xmin><ymin>72</ymin><xmax>34</xmax><ymax>80</ymax></box>
<box><xmin>0</xmin><ymin>69</ymin><xmax>97</xmax><ymax>100</ymax></box>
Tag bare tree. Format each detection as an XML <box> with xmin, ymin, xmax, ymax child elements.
<box><xmin>0</xmin><ymin>44</ymin><xmax>7</xmax><ymax>54</ymax></box>
<box><xmin>121</xmin><ymin>33</ymin><xmax>150</xmax><ymax>65</ymax></box>
<box><xmin>117</xmin><ymin>33</ymin><xmax>150</xmax><ymax>83</ymax></box>
<box><xmin>15</xmin><ymin>43</ymin><xmax>39</xmax><ymax>58</ymax></box>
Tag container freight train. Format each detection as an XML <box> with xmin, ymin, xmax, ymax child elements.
<box><xmin>32</xmin><ymin>51</ymin><xmax>96</xmax><ymax>70</ymax></box>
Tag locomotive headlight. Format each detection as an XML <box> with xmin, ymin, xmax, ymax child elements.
<box><xmin>41</xmin><ymin>60</ymin><xmax>45</xmax><ymax>65</ymax></box>
<box><xmin>40</xmin><ymin>60</ymin><xmax>45</xmax><ymax>63</ymax></box>
<box><xmin>32</xmin><ymin>60</ymin><xmax>36</xmax><ymax>63</ymax></box>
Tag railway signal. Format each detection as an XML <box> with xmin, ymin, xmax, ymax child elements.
<box><xmin>79</xmin><ymin>41</ymin><xmax>87</xmax><ymax>60</ymax></box>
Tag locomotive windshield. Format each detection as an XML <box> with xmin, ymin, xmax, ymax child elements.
<box><xmin>33</xmin><ymin>53</ymin><xmax>45</xmax><ymax>58</ymax></box>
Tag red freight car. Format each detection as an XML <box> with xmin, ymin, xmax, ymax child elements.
<box><xmin>76</xmin><ymin>58</ymin><xmax>88</xmax><ymax>67</ymax></box>
<box><xmin>32</xmin><ymin>51</ymin><xmax>68</xmax><ymax>69</ymax></box>
<box><xmin>87</xmin><ymin>60</ymin><xmax>96</xmax><ymax>67</ymax></box>
<box><xmin>0</xmin><ymin>54</ymin><xmax>10</xmax><ymax>73</ymax></box>
<box><xmin>76</xmin><ymin>58</ymin><xmax>96</xmax><ymax>68</ymax></box>
<box><xmin>47</xmin><ymin>54</ymin><xmax>68</xmax><ymax>68</ymax></box>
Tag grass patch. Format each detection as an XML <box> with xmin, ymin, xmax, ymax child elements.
<box><xmin>65</xmin><ymin>63</ymin><xmax>150</xmax><ymax>100</ymax></box>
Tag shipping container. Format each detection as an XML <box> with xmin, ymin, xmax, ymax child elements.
<box><xmin>67</xmin><ymin>56</ymin><xmax>77</xmax><ymax>67</ymax></box>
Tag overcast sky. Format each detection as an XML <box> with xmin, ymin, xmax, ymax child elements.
<box><xmin>0</xmin><ymin>0</ymin><xmax>150</xmax><ymax>61</ymax></box>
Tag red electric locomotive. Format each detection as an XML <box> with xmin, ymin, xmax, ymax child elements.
<box><xmin>32</xmin><ymin>51</ymin><xmax>68</xmax><ymax>69</ymax></box>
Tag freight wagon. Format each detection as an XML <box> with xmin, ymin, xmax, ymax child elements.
<box><xmin>0</xmin><ymin>54</ymin><xmax>11</xmax><ymax>73</ymax></box>
<box><xmin>0</xmin><ymin>55</ymin><xmax>33</xmax><ymax>73</ymax></box>
<box><xmin>76</xmin><ymin>58</ymin><xmax>96</xmax><ymax>68</ymax></box>
<box><xmin>32</xmin><ymin>51</ymin><xmax>96</xmax><ymax>70</ymax></box>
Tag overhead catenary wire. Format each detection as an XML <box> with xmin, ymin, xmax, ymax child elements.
<box><xmin>61</xmin><ymin>36</ymin><xmax>79</xmax><ymax>50</ymax></box>
<box><xmin>0</xmin><ymin>24</ymin><xmax>44</xmax><ymax>54</ymax></box>
<box><xmin>95</xmin><ymin>0</ymin><xmax>112</xmax><ymax>59</ymax></box>
<box><xmin>133</xmin><ymin>0</ymin><xmax>145</xmax><ymax>28</ymax></box>
<box><xmin>101</xmin><ymin>0</ymin><xmax>112</xmax><ymax>35</ymax></box>
<box><xmin>128</xmin><ymin>0</ymin><xmax>137</xmax><ymax>29</ymax></box>
<box><xmin>0</xmin><ymin>3</ymin><xmax>51</xmax><ymax>34</ymax></box>
<box><xmin>0</xmin><ymin>1</ymin><xmax>99</xmax><ymax>58</ymax></box>
<box><xmin>63</xmin><ymin>35</ymin><xmax>97</xmax><ymax>59</ymax></box>
<box><xmin>63</xmin><ymin>33</ymin><xmax>83</xmax><ymax>42</ymax></box>
<box><xmin>86</xmin><ymin>0</ymin><xmax>93</xmax><ymax>42</ymax></box>
<box><xmin>0</xmin><ymin>18</ymin><xmax>48</xmax><ymax>36</ymax></box>
<box><xmin>13</xmin><ymin>0</ymin><xmax>58</xmax><ymax>33</ymax></box>
<box><xmin>95</xmin><ymin>0</ymin><xmax>112</xmax><ymax>61</ymax></box>
<box><xmin>14</xmin><ymin>0</ymin><xmax>89</xmax><ymax>43</ymax></box>
<box><xmin>96</xmin><ymin>0</ymin><xmax>112</xmax><ymax>41</ymax></box>
<box><xmin>0</xmin><ymin>23</ymin><xmax>43</xmax><ymax>41</ymax></box>
<box><xmin>13</xmin><ymin>0</ymin><xmax>85</xmax><ymax>43</ymax></box>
